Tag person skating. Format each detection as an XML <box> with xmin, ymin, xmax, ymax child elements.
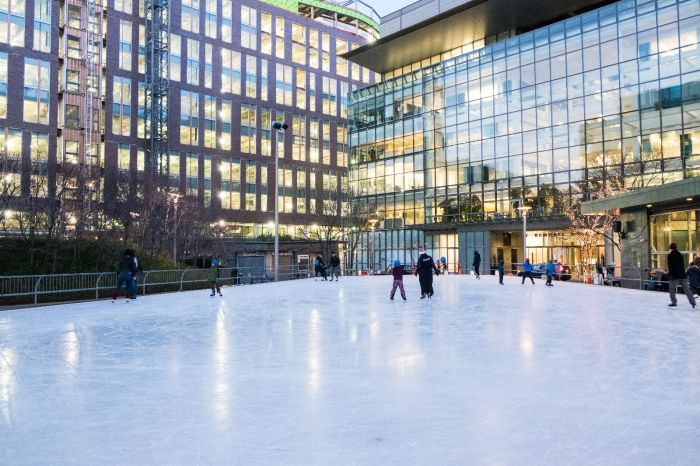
<box><xmin>498</xmin><ymin>260</ymin><xmax>505</xmax><ymax>285</ymax></box>
<box><xmin>389</xmin><ymin>260</ymin><xmax>407</xmax><ymax>301</ymax></box>
<box><xmin>472</xmin><ymin>250</ymin><xmax>481</xmax><ymax>279</ymax></box>
<box><xmin>687</xmin><ymin>257</ymin><xmax>700</xmax><ymax>298</ymax></box>
<box><xmin>209</xmin><ymin>258</ymin><xmax>223</xmax><ymax>297</ymax></box>
<box><xmin>328</xmin><ymin>253</ymin><xmax>341</xmax><ymax>281</ymax></box>
<box><xmin>112</xmin><ymin>249</ymin><xmax>136</xmax><ymax>302</ymax></box>
<box><xmin>314</xmin><ymin>255</ymin><xmax>327</xmax><ymax>281</ymax></box>
<box><xmin>519</xmin><ymin>258</ymin><xmax>536</xmax><ymax>285</ymax></box>
<box><xmin>545</xmin><ymin>259</ymin><xmax>555</xmax><ymax>286</ymax></box>
<box><xmin>667</xmin><ymin>243</ymin><xmax>696</xmax><ymax>308</ymax></box>
<box><xmin>416</xmin><ymin>247</ymin><xmax>439</xmax><ymax>299</ymax></box>
<box><xmin>129</xmin><ymin>250</ymin><xmax>142</xmax><ymax>299</ymax></box>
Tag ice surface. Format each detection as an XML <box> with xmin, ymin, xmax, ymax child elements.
<box><xmin>1</xmin><ymin>274</ymin><xmax>700</xmax><ymax>464</ymax></box>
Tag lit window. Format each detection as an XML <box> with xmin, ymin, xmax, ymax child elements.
<box><xmin>23</xmin><ymin>58</ymin><xmax>50</xmax><ymax>124</ymax></box>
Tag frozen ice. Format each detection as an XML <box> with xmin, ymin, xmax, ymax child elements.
<box><xmin>1</xmin><ymin>274</ymin><xmax>700</xmax><ymax>464</ymax></box>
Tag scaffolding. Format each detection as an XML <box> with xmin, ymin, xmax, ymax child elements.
<box><xmin>145</xmin><ymin>0</ymin><xmax>170</xmax><ymax>178</ymax></box>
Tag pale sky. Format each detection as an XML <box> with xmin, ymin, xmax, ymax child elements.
<box><xmin>365</xmin><ymin>0</ymin><xmax>419</xmax><ymax>17</ymax></box>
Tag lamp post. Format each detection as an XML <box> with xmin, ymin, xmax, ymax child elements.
<box><xmin>168</xmin><ymin>192</ymin><xmax>182</xmax><ymax>264</ymax></box>
<box><xmin>518</xmin><ymin>205</ymin><xmax>532</xmax><ymax>262</ymax></box>
<box><xmin>272</xmin><ymin>121</ymin><xmax>289</xmax><ymax>282</ymax></box>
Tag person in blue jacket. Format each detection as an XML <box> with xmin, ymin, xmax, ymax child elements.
<box><xmin>545</xmin><ymin>259</ymin><xmax>556</xmax><ymax>286</ymax></box>
<box><xmin>519</xmin><ymin>258</ymin><xmax>536</xmax><ymax>285</ymax></box>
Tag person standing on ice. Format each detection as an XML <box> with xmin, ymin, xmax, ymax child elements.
<box><xmin>472</xmin><ymin>250</ymin><xmax>481</xmax><ymax>279</ymax></box>
<box><xmin>667</xmin><ymin>243</ymin><xmax>695</xmax><ymax>308</ymax></box>
<box><xmin>687</xmin><ymin>257</ymin><xmax>700</xmax><ymax>298</ymax></box>
<box><xmin>209</xmin><ymin>258</ymin><xmax>223</xmax><ymax>297</ymax></box>
<box><xmin>389</xmin><ymin>260</ymin><xmax>407</xmax><ymax>301</ymax></box>
<box><xmin>497</xmin><ymin>260</ymin><xmax>505</xmax><ymax>285</ymax></box>
<box><xmin>545</xmin><ymin>259</ymin><xmax>556</xmax><ymax>286</ymax></box>
<box><xmin>112</xmin><ymin>249</ymin><xmax>136</xmax><ymax>302</ymax></box>
<box><xmin>328</xmin><ymin>253</ymin><xmax>340</xmax><ymax>281</ymax></box>
<box><xmin>518</xmin><ymin>258</ymin><xmax>536</xmax><ymax>285</ymax></box>
<box><xmin>415</xmin><ymin>247</ymin><xmax>439</xmax><ymax>299</ymax></box>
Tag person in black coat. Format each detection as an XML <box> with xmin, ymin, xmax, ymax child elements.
<box><xmin>472</xmin><ymin>251</ymin><xmax>481</xmax><ymax>279</ymax></box>
<box><xmin>415</xmin><ymin>247</ymin><xmax>439</xmax><ymax>299</ymax></box>
<box><xmin>687</xmin><ymin>258</ymin><xmax>700</xmax><ymax>297</ymax></box>
<box><xmin>667</xmin><ymin>243</ymin><xmax>696</xmax><ymax>308</ymax></box>
<box><xmin>112</xmin><ymin>250</ymin><xmax>136</xmax><ymax>301</ymax></box>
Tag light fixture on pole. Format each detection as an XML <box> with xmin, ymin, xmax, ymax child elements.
<box><xmin>168</xmin><ymin>192</ymin><xmax>183</xmax><ymax>264</ymax></box>
<box><xmin>517</xmin><ymin>205</ymin><xmax>532</xmax><ymax>262</ymax></box>
<box><xmin>272</xmin><ymin>120</ymin><xmax>289</xmax><ymax>282</ymax></box>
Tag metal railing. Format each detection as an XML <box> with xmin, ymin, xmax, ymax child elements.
<box><xmin>0</xmin><ymin>264</ymin><xmax>312</xmax><ymax>307</ymax></box>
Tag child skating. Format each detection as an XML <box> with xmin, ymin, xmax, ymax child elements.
<box><xmin>209</xmin><ymin>258</ymin><xmax>223</xmax><ymax>297</ymax></box>
<box><xmin>390</xmin><ymin>260</ymin><xmax>407</xmax><ymax>300</ymax></box>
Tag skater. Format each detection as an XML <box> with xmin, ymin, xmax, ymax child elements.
<box><xmin>328</xmin><ymin>253</ymin><xmax>341</xmax><ymax>281</ymax></box>
<box><xmin>314</xmin><ymin>255</ymin><xmax>327</xmax><ymax>280</ymax></box>
<box><xmin>130</xmin><ymin>250</ymin><xmax>142</xmax><ymax>299</ymax></box>
<box><xmin>415</xmin><ymin>247</ymin><xmax>439</xmax><ymax>299</ymax></box>
<box><xmin>112</xmin><ymin>249</ymin><xmax>136</xmax><ymax>302</ymax></box>
<box><xmin>519</xmin><ymin>258</ymin><xmax>536</xmax><ymax>284</ymax></box>
<box><xmin>545</xmin><ymin>259</ymin><xmax>555</xmax><ymax>286</ymax></box>
<box><xmin>687</xmin><ymin>257</ymin><xmax>700</xmax><ymax>298</ymax></box>
<box><xmin>209</xmin><ymin>258</ymin><xmax>223</xmax><ymax>296</ymax></box>
<box><xmin>667</xmin><ymin>243</ymin><xmax>696</xmax><ymax>308</ymax></box>
<box><xmin>472</xmin><ymin>250</ymin><xmax>481</xmax><ymax>279</ymax></box>
<box><xmin>498</xmin><ymin>260</ymin><xmax>505</xmax><ymax>285</ymax></box>
<box><xmin>389</xmin><ymin>260</ymin><xmax>407</xmax><ymax>300</ymax></box>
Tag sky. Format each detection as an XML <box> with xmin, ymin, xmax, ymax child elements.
<box><xmin>365</xmin><ymin>0</ymin><xmax>418</xmax><ymax>17</ymax></box>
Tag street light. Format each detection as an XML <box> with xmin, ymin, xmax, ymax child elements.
<box><xmin>272</xmin><ymin>120</ymin><xmax>289</xmax><ymax>282</ymax></box>
<box><xmin>517</xmin><ymin>205</ymin><xmax>532</xmax><ymax>262</ymax></box>
<box><xmin>168</xmin><ymin>192</ymin><xmax>183</xmax><ymax>264</ymax></box>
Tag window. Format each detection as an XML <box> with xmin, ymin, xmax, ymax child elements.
<box><xmin>204</xmin><ymin>95</ymin><xmax>215</xmax><ymax>148</ymax></box>
<box><xmin>296</xmin><ymin>168</ymin><xmax>306</xmax><ymax>213</ymax></box>
<box><xmin>260</xmin><ymin>162</ymin><xmax>267</xmax><ymax>212</ymax></box>
<box><xmin>276</xmin><ymin>63</ymin><xmax>293</xmax><ymax>106</ymax></box>
<box><xmin>245</xmin><ymin>55</ymin><xmax>256</xmax><ymax>98</ymax></box>
<box><xmin>180</xmin><ymin>91</ymin><xmax>199</xmax><ymax>146</ymax></box>
<box><xmin>278</xmin><ymin>166</ymin><xmax>293</xmax><ymax>213</ymax></box>
<box><xmin>67</xmin><ymin>35</ymin><xmax>81</xmax><ymax>59</ymax></box>
<box><xmin>169</xmin><ymin>150</ymin><xmax>180</xmax><ymax>186</ymax></box>
<box><xmin>322</xmin><ymin>120</ymin><xmax>331</xmax><ymax>165</ymax></box>
<box><xmin>336</xmin><ymin>39</ymin><xmax>349</xmax><ymax>78</ymax></box>
<box><xmin>24</xmin><ymin>58</ymin><xmax>50</xmax><ymax>124</ymax></box>
<box><xmin>64</xmin><ymin>104</ymin><xmax>79</xmax><ymax>128</ymax></box>
<box><xmin>309</xmin><ymin>118</ymin><xmax>319</xmax><ymax>163</ymax></box>
<box><xmin>187</xmin><ymin>38</ymin><xmax>199</xmax><ymax>85</ymax></box>
<box><xmin>261</xmin><ymin>12</ymin><xmax>272</xmax><ymax>55</ymax></box>
<box><xmin>138</xmin><ymin>82</ymin><xmax>146</xmax><ymax>138</ymax></box>
<box><xmin>336</xmin><ymin>124</ymin><xmax>347</xmax><ymax>167</ymax></box>
<box><xmin>119</xmin><ymin>20</ymin><xmax>132</xmax><ymax>71</ymax></box>
<box><xmin>65</xmin><ymin>69</ymin><xmax>80</xmax><ymax>93</ymax></box>
<box><xmin>205</xmin><ymin>0</ymin><xmax>216</xmax><ymax>38</ymax></box>
<box><xmin>322</xmin><ymin>76</ymin><xmax>337</xmax><ymax>116</ymax></box>
<box><xmin>296</xmin><ymin>69</ymin><xmax>306</xmax><ymax>110</ymax></box>
<box><xmin>0</xmin><ymin>0</ymin><xmax>25</xmax><ymax>47</ymax></box>
<box><xmin>308</xmin><ymin>71</ymin><xmax>316</xmax><ymax>112</ymax></box>
<box><xmin>138</xmin><ymin>25</ymin><xmax>146</xmax><ymax>73</ymax></box>
<box><xmin>0</xmin><ymin>53</ymin><xmax>6</xmax><ymax>118</ymax></box>
<box><xmin>62</xmin><ymin>139</ymin><xmax>78</xmax><ymax>164</ymax></box>
<box><xmin>203</xmin><ymin>155</ymin><xmax>212</xmax><ymax>206</ymax></box>
<box><xmin>292</xmin><ymin>23</ymin><xmax>306</xmax><ymax>65</ymax></box>
<box><xmin>241</xmin><ymin>6</ymin><xmax>257</xmax><ymax>50</ymax></box>
<box><xmin>33</xmin><ymin>0</ymin><xmax>50</xmax><ymax>52</ymax></box>
<box><xmin>292</xmin><ymin>114</ymin><xmax>305</xmax><ymax>161</ymax></box>
<box><xmin>221</xmin><ymin>48</ymin><xmax>241</xmax><ymax>94</ymax></box>
<box><xmin>118</xmin><ymin>144</ymin><xmax>130</xmax><ymax>171</ymax></box>
<box><xmin>111</xmin><ymin>77</ymin><xmax>131</xmax><ymax>136</ymax></box>
<box><xmin>220</xmin><ymin>99</ymin><xmax>231</xmax><ymax>150</ymax></box>
<box><xmin>67</xmin><ymin>5</ymin><xmax>80</xmax><ymax>29</ymax></box>
<box><xmin>309</xmin><ymin>29</ymin><xmax>319</xmax><ymax>69</ymax></box>
<box><xmin>321</xmin><ymin>33</ymin><xmax>330</xmax><ymax>72</ymax></box>
<box><xmin>245</xmin><ymin>160</ymin><xmax>256</xmax><ymax>210</ymax></box>
<box><xmin>219</xmin><ymin>157</ymin><xmax>240</xmax><ymax>209</ymax></box>
<box><xmin>204</xmin><ymin>44</ymin><xmax>212</xmax><ymax>88</ymax></box>
<box><xmin>182</xmin><ymin>0</ymin><xmax>199</xmax><ymax>33</ymax></box>
<box><xmin>170</xmin><ymin>34</ymin><xmax>181</xmax><ymax>81</ymax></box>
<box><xmin>260</xmin><ymin>59</ymin><xmax>268</xmax><ymax>101</ymax></box>
<box><xmin>30</xmin><ymin>132</ymin><xmax>48</xmax><ymax>162</ymax></box>
<box><xmin>275</xmin><ymin>17</ymin><xmax>285</xmax><ymax>59</ymax></box>
<box><xmin>115</xmin><ymin>0</ymin><xmax>132</xmax><ymax>13</ymax></box>
<box><xmin>186</xmin><ymin>153</ymin><xmax>198</xmax><ymax>196</ymax></box>
<box><xmin>260</xmin><ymin>108</ymin><xmax>271</xmax><ymax>156</ymax></box>
<box><xmin>241</xmin><ymin>103</ymin><xmax>256</xmax><ymax>153</ymax></box>
<box><xmin>221</xmin><ymin>0</ymin><xmax>232</xmax><ymax>42</ymax></box>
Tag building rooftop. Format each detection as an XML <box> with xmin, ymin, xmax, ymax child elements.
<box><xmin>345</xmin><ymin>0</ymin><xmax>614</xmax><ymax>74</ymax></box>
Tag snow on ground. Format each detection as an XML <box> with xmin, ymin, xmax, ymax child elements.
<box><xmin>1</xmin><ymin>274</ymin><xmax>699</xmax><ymax>465</ymax></box>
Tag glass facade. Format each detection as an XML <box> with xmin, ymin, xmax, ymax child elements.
<box><xmin>349</xmin><ymin>0</ymin><xmax>700</xmax><ymax>270</ymax></box>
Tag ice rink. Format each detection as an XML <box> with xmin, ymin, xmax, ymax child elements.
<box><xmin>1</xmin><ymin>273</ymin><xmax>700</xmax><ymax>464</ymax></box>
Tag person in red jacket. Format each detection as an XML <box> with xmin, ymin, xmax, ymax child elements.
<box><xmin>389</xmin><ymin>260</ymin><xmax>407</xmax><ymax>301</ymax></box>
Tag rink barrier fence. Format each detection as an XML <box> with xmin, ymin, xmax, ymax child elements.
<box><xmin>0</xmin><ymin>264</ymin><xmax>312</xmax><ymax>307</ymax></box>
